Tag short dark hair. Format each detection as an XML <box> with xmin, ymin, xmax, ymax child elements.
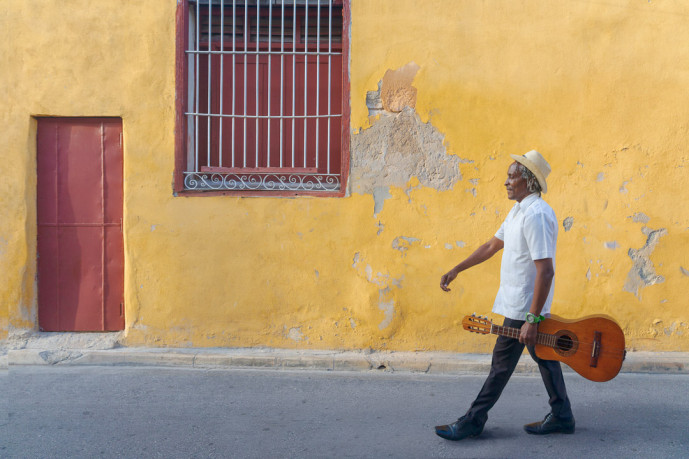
<box><xmin>517</xmin><ymin>163</ymin><xmax>542</xmax><ymax>195</ymax></box>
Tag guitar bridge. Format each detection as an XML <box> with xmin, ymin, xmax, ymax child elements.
<box><xmin>590</xmin><ymin>331</ymin><xmax>601</xmax><ymax>368</ymax></box>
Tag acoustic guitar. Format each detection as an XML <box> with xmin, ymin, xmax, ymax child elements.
<box><xmin>461</xmin><ymin>314</ymin><xmax>627</xmax><ymax>382</ymax></box>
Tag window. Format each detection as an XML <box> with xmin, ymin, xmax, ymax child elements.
<box><xmin>175</xmin><ymin>0</ymin><xmax>350</xmax><ymax>195</ymax></box>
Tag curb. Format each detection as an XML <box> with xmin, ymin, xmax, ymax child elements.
<box><xmin>3</xmin><ymin>348</ymin><xmax>689</xmax><ymax>376</ymax></box>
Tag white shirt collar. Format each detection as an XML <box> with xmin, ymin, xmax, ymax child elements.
<box><xmin>515</xmin><ymin>193</ymin><xmax>540</xmax><ymax>212</ymax></box>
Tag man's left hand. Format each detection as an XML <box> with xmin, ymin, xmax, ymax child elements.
<box><xmin>519</xmin><ymin>322</ymin><xmax>538</xmax><ymax>346</ymax></box>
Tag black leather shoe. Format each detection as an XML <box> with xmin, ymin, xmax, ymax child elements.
<box><xmin>434</xmin><ymin>416</ymin><xmax>483</xmax><ymax>441</ymax></box>
<box><xmin>524</xmin><ymin>413</ymin><xmax>575</xmax><ymax>435</ymax></box>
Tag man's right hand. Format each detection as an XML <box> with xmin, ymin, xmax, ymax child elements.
<box><xmin>440</xmin><ymin>268</ymin><xmax>459</xmax><ymax>292</ymax></box>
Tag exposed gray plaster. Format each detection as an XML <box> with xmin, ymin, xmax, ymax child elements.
<box><xmin>351</xmin><ymin>107</ymin><xmax>463</xmax><ymax>197</ymax></box>
<box><xmin>376</xmin><ymin>221</ymin><xmax>385</xmax><ymax>236</ymax></box>
<box><xmin>605</xmin><ymin>241</ymin><xmax>620</xmax><ymax>250</ymax></box>
<box><xmin>392</xmin><ymin>236</ymin><xmax>421</xmax><ymax>255</ymax></box>
<box><xmin>373</xmin><ymin>186</ymin><xmax>393</xmax><ymax>216</ymax></box>
<box><xmin>632</xmin><ymin>212</ymin><xmax>650</xmax><ymax>224</ymax></box>
<box><xmin>680</xmin><ymin>266</ymin><xmax>689</xmax><ymax>277</ymax></box>
<box><xmin>596</xmin><ymin>172</ymin><xmax>605</xmax><ymax>182</ymax></box>
<box><xmin>378</xmin><ymin>289</ymin><xmax>395</xmax><ymax>330</ymax></box>
<box><xmin>287</xmin><ymin>327</ymin><xmax>304</xmax><ymax>342</ymax></box>
<box><xmin>624</xmin><ymin>227</ymin><xmax>668</xmax><ymax>298</ymax></box>
<box><xmin>366</xmin><ymin>80</ymin><xmax>384</xmax><ymax>117</ymax></box>
<box><xmin>352</xmin><ymin>252</ymin><xmax>361</xmax><ymax>268</ymax></box>
<box><xmin>563</xmin><ymin>217</ymin><xmax>574</xmax><ymax>232</ymax></box>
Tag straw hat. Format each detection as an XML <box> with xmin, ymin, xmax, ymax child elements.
<box><xmin>510</xmin><ymin>150</ymin><xmax>551</xmax><ymax>193</ymax></box>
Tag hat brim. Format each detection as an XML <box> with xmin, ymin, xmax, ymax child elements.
<box><xmin>510</xmin><ymin>154</ymin><xmax>548</xmax><ymax>193</ymax></box>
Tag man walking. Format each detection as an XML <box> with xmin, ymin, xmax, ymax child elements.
<box><xmin>435</xmin><ymin>150</ymin><xmax>574</xmax><ymax>441</ymax></box>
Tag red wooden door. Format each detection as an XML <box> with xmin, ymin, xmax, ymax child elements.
<box><xmin>37</xmin><ymin>118</ymin><xmax>124</xmax><ymax>331</ymax></box>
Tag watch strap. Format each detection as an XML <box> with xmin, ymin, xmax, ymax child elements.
<box><xmin>526</xmin><ymin>312</ymin><xmax>545</xmax><ymax>323</ymax></box>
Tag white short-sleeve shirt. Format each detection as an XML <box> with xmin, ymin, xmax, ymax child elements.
<box><xmin>492</xmin><ymin>193</ymin><xmax>558</xmax><ymax>320</ymax></box>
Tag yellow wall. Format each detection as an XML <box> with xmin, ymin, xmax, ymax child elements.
<box><xmin>2</xmin><ymin>0</ymin><xmax>688</xmax><ymax>351</ymax></box>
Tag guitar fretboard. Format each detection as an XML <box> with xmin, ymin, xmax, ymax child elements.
<box><xmin>491</xmin><ymin>323</ymin><xmax>558</xmax><ymax>348</ymax></box>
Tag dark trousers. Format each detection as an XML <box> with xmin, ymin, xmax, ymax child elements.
<box><xmin>464</xmin><ymin>317</ymin><xmax>573</xmax><ymax>426</ymax></box>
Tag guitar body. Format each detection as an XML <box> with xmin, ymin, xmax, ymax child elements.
<box><xmin>534</xmin><ymin>315</ymin><xmax>625</xmax><ymax>382</ymax></box>
<box><xmin>462</xmin><ymin>313</ymin><xmax>627</xmax><ymax>382</ymax></box>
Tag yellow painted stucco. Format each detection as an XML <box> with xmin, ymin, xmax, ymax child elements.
<box><xmin>2</xmin><ymin>0</ymin><xmax>688</xmax><ymax>351</ymax></box>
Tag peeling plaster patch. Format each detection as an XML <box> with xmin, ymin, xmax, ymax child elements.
<box><xmin>392</xmin><ymin>236</ymin><xmax>420</xmax><ymax>255</ymax></box>
<box><xmin>380</xmin><ymin>62</ymin><xmax>420</xmax><ymax>112</ymax></box>
<box><xmin>619</xmin><ymin>180</ymin><xmax>630</xmax><ymax>193</ymax></box>
<box><xmin>314</xmin><ymin>270</ymin><xmax>319</xmax><ymax>278</ymax></box>
<box><xmin>376</xmin><ymin>221</ymin><xmax>385</xmax><ymax>236</ymax></box>
<box><xmin>444</xmin><ymin>243</ymin><xmax>453</xmax><ymax>250</ymax></box>
<box><xmin>586</xmin><ymin>268</ymin><xmax>592</xmax><ymax>281</ymax></box>
<box><xmin>456</xmin><ymin>241</ymin><xmax>466</xmax><ymax>248</ymax></box>
<box><xmin>681</xmin><ymin>266</ymin><xmax>689</xmax><ymax>277</ymax></box>
<box><xmin>287</xmin><ymin>327</ymin><xmax>304</xmax><ymax>342</ymax></box>
<box><xmin>632</xmin><ymin>212</ymin><xmax>650</xmax><ymax>224</ymax></box>
<box><xmin>365</xmin><ymin>264</ymin><xmax>374</xmax><ymax>282</ymax></box>
<box><xmin>150</xmin><ymin>225</ymin><xmax>158</xmax><ymax>232</ymax></box>
<box><xmin>596</xmin><ymin>172</ymin><xmax>605</xmax><ymax>182</ymax></box>
<box><xmin>405</xmin><ymin>180</ymin><xmax>423</xmax><ymax>202</ymax></box>
<box><xmin>352</xmin><ymin>252</ymin><xmax>361</xmax><ymax>268</ymax></box>
<box><xmin>352</xmin><ymin>64</ymin><xmax>464</xmax><ymax>200</ymax></box>
<box><xmin>373</xmin><ymin>186</ymin><xmax>392</xmax><ymax>216</ymax></box>
<box><xmin>623</xmin><ymin>228</ymin><xmax>668</xmax><ymax>298</ymax></box>
<box><xmin>378</xmin><ymin>289</ymin><xmax>395</xmax><ymax>330</ymax></box>
<box><xmin>366</xmin><ymin>80</ymin><xmax>384</xmax><ymax>117</ymax></box>
<box><xmin>605</xmin><ymin>241</ymin><xmax>620</xmax><ymax>250</ymax></box>
<box><xmin>350</xmin><ymin>318</ymin><xmax>357</xmax><ymax>329</ymax></box>
<box><xmin>563</xmin><ymin>217</ymin><xmax>574</xmax><ymax>232</ymax></box>
<box><xmin>351</xmin><ymin>107</ymin><xmax>463</xmax><ymax>196</ymax></box>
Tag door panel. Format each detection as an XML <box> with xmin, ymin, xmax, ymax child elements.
<box><xmin>37</xmin><ymin>118</ymin><xmax>124</xmax><ymax>332</ymax></box>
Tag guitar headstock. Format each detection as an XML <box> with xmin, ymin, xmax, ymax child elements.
<box><xmin>462</xmin><ymin>314</ymin><xmax>493</xmax><ymax>335</ymax></box>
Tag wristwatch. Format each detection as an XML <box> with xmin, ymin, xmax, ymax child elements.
<box><xmin>525</xmin><ymin>312</ymin><xmax>545</xmax><ymax>324</ymax></box>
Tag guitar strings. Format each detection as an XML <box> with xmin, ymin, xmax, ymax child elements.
<box><xmin>488</xmin><ymin>324</ymin><xmax>626</xmax><ymax>357</ymax></box>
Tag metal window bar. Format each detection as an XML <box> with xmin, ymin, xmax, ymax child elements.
<box><xmin>291</xmin><ymin>0</ymin><xmax>296</xmax><ymax>168</ymax></box>
<box><xmin>303</xmin><ymin>1</ymin><xmax>308</xmax><ymax>169</ymax></box>
<box><xmin>195</xmin><ymin>1</ymin><xmax>200</xmax><ymax>173</ymax></box>
<box><xmin>207</xmin><ymin>0</ymin><xmax>212</xmax><ymax>167</ymax></box>
<box><xmin>185</xmin><ymin>0</ymin><xmax>343</xmax><ymax>192</ymax></box>
<box><xmin>315</xmin><ymin>1</ymin><xmax>321</xmax><ymax>169</ymax></box>
<box><xmin>255</xmin><ymin>0</ymin><xmax>260</xmax><ymax>168</ymax></box>
<box><xmin>266</xmin><ymin>1</ymin><xmax>272</xmax><ymax>167</ymax></box>
<box><xmin>220</xmin><ymin>0</ymin><xmax>225</xmax><ymax>167</ymax></box>
<box><xmin>327</xmin><ymin>0</ymin><xmax>331</xmax><ymax>173</ymax></box>
<box><xmin>243</xmin><ymin>1</ymin><xmax>248</xmax><ymax>167</ymax></box>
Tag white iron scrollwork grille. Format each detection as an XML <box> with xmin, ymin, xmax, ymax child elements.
<box><xmin>185</xmin><ymin>0</ymin><xmax>345</xmax><ymax>192</ymax></box>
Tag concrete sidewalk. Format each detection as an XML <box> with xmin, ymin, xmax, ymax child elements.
<box><xmin>1</xmin><ymin>332</ymin><xmax>688</xmax><ymax>376</ymax></box>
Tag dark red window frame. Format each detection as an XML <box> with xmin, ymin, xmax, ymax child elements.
<box><xmin>175</xmin><ymin>1</ymin><xmax>350</xmax><ymax>197</ymax></box>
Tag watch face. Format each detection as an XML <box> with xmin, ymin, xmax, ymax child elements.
<box><xmin>526</xmin><ymin>313</ymin><xmax>535</xmax><ymax>324</ymax></box>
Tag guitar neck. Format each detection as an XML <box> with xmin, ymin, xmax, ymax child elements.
<box><xmin>490</xmin><ymin>323</ymin><xmax>554</xmax><ymax>348</ymax></box>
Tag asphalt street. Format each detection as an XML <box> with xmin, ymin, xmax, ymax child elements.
<box><xmin>1</xmin><ymin>366</ymin><xmax>687</xmax><ymax>458</ymax></box>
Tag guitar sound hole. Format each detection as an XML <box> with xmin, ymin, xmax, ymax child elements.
<box><xmin>557</xmin><ymin>335</ymin><xmax>573</xmax><ymax>352</ymax></box>
<box><xmin>553</xmin><ymin>330</ymin><xmax>578</xmax><ymax>357</ymax></box>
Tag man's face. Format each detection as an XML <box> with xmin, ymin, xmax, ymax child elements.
<box><xmin>505</xmin><ymin>162</ymin><xmax>530</xmax><ymax>202</ymax></box>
